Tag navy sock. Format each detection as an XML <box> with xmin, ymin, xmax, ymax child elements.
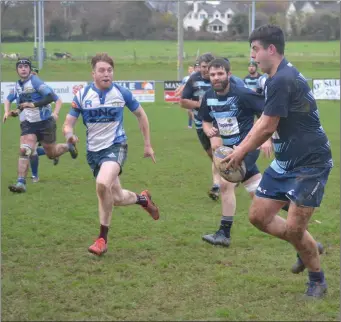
<box><xmin>36</xmin><ymin>147</ymin><xmax>45</xmax><ymax>156</ymax></box>
<box><xmin>282</xmin><ymin>204</ymin><xmax>289</xmax><ymax>212</ymax></box>
<box><xmin>188</xmin><ymin>117</ymin><xmax>192</xmax><ymax>127</ymax></box>
<box><xmin>30</xmin><ymin>154</ymin><xmax>39</xmax><ymax>177</ymax></box>
<box><xmin>136</xmin><ymin>194</ymin><xmax>148</xmax><ymax>207</ymax></box>
<box><xmin>99</xmin><ymin>225</ymin><xmax>109</xmax><ymax>243</ymax></box>
<box><xmin>309</xmin><ymin>270</ymin><xmax>325</xmax><ymax>283</ymax></box>
<box><xmin>212</xmin><ymin>184</ymin><xmax>220</xmax><ymax>190</ymax></box>
<box><xmin>220</xmin><ymin>216</ymin><xmax>233</xmax><ymax>238</ymax></box>
<box><xmin>17</xmin><ymin>177</ymin><xmax>26</xmax><ymax>185</ymax></box>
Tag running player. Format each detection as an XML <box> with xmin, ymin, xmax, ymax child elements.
<box><xmin>225</xmin><ymin>25</ymin><xmax>332</xmax><ymax>298</ymax></box>
<box><xmin>62</xmin><ymin>53</ymin><xmax>159</xmax><ymax>256</ymax></box>
<box><xmin>199</xmin><ymin>58</ymin><xmax>272</xmax><ymax>247</ymax></box>
<box><xmin>4</xmin><ymin>58</ymin><xmax>78</xmax><ymax>193</ymax></box>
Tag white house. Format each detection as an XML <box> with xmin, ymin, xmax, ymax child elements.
<box><xmin>183</xmin><ymin>1</ymin><xmax>241</xmax><ymax>33</ymax></box>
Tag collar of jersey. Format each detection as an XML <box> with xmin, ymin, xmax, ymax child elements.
<box><xmin>18</xmin><ymin>74</ymin><xmax>32</xmax><ymax>86</ymax></box>
<box><xmin>277</xmin><ymin>57</ymin><xmax>289</xmax><ymax>72</ymax></box>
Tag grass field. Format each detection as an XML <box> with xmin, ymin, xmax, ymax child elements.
<box><xmin>1</xmin><ymin>40</ymin><xmax>340</xmax><ymax>321</ymax></box>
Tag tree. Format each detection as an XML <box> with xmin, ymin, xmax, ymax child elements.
<box><xmin>200</xmin><ymin>18</ymin><xmax>209</xmax><ymax>32</ymax></box>
<box><xmin>228</xmin><ymin>13</ymin><xmax>249</xmax><ymax>36</ymax></box>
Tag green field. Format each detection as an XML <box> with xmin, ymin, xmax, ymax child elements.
<box><xmin>1</xmin><ymin>41</ymin><xmax>340</xmax><ymax>321</ymax></box>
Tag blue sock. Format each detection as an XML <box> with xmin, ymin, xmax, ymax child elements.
<box><xmin>309</xmin><ymin>270</ymin><xmax>325</xmax><ymax>283</ymax></box>
<box><xmin>17</xmin><ymin>177</ymin><xmax>26</xmax><ymax>185</ymax></box>
<box><xmin>30</xmin><ymin>154</ymin><xmax>39</xmax><ymax>177</ymax></box>
<box><xmin>212</xmin><ymin>184</ymin><xmax>220</xmax><ymax>190</ymax></box>
<box><xmin>36</xmin><ymin>147</ymin><xmax>45</xmax><ymax>156</ymax></box>
<box><xmin>188</xmin><ymin>117</ymin><xmax>192</xmax><ymax>127</ymax></box>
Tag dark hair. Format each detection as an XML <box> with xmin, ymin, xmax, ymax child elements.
<box><xmin>91</xmin><ymin>52</ymin><xmax>114</xmax><ymax>69</ymax></box>
<box><xmin>208</xmin><ymin>58</ymin><xmax>231</xmax><ymax>74</ymax></box>
<box><xmin>16</xmin><ymin>57</ymin><xmax>31</xmax><ymax>69</ymax></box>
<box><xmin>198</xmin><ymin>53</ymin><xmax>215</xmax><ymax>64</ymax></box>
<box><xmin>249</xmin><ymin>24</ymin><xmax>285</xmax><ymax>55</ymax></box>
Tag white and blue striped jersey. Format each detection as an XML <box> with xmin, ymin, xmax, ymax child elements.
<box><xmin>6</xmin><ymin>75</ymin><xmax>57</xmax><ymax>123</ymax></box>
<box><xmin>69</xmin><ymin>82</ymin><xmax>140</xmax><ymax>152</ymax></box>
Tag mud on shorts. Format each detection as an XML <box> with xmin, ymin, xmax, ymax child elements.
<box><xmin>255</xmin><ymin>166</ymin><xmax>332</xmax><ymax>208</ymax></box>
<box><xmin>20</xmin><ymin>117</ymin><xmax>56</xmax><ymax>144</ymax></box>
<box><xmin>87</xmin><ymin>143</ymin><xmax>128</xmax><ymax>178</ymax></box>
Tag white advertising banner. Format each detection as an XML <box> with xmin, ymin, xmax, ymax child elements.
<box><xmin>313</xmin><ymin>79</ymin><xmax>340</xmax><ymax>100</ymax></box>
<box><xmin>1</xmin><ymin>81</ymin><xmax>88</xmax><ymax>104</ymax></box>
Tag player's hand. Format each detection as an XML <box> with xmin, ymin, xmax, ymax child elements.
<box><xmin>52</xmin><ymin>112</ymin><xmax>59</xmax><ymax>121</ymax></box>
<box><xmin>144</xmin><ymin>145</ymin><xmax>156</xmax><ymax>163</ymax></box>
<box><xmin>19</xmin><ymin>102</ymin><xmax>35</xmax><ymax>109</ymax></box>
<box><xmin>10</xmin><ymin>109</ymin><xmax>19</xmax><ymax>117</ymax></box>
<box><xmin>66</xmin><ymin>134</ymin><xmax>79</xmax><ymax>145</ymax></box>
<box><xmin>3</xmin><ymin>112</ymin><xmax>10</xmax><ymax>123</ymax></box>
<box><xmin>206</xmin><ymin>127</ymin><xmax>218</xmax><ymax>138</ymax></box>
<box><xmin>260</xmin><ymin>139</ymin><xmax>273</xmax><ymax>158</ymax></box>
<box><xmin>223</xmin><ymin>145</ymin><xmax>247</xmax><ymax>170</ymax></box>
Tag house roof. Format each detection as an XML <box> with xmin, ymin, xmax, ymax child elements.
<box><xmin>291</xmin><ymin>1</ymin><xmax>340</xmax><ymax>12</ymax></box>
<box><xmin>208</xmin><ymin>18</ymin><xmax>227</xmax><ymax>26</ymax></box>
<box><xmin>185</xmin><ymin>1</ymin><xmax>248</xmax><ymax>15</ymax></box>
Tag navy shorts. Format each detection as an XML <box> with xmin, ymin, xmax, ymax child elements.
<box><xmin>242</xmin><ymin>149</ymin><xmax>260</xmax><ymax>182</ymax></box>
<box><xmin>196</xmin><ymin>129</ymin><xmax>211</xmax><ymax>151</ymax></box>
<box><xmin>20</xmin><ymin>117</ymin><xmax>56</xmax><ymax>144</ymax></box>
<box><xmin>255</xmin><ymin>166</ymin><xmax>332</xmax><ymax>208</ymax></box>
<box><xmin>87</xmin><ymin>144</ymin><xmax>128</xmax><ymax>178</ymax></box>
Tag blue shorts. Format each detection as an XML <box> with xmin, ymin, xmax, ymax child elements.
<box><xmin>255</xmin><ymin>166</ymin><xmax>332</xmax><ymax>208</ymax></box>
<box><xmin>87</xmin><ymin>144</ymin><xmax>128</xmax><ymax>178</ymax></box>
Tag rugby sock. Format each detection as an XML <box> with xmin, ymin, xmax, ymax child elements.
<box><xmin>188</xmin><ymin>116</ymin><xmax>193</xmax><ymax>127</ymax></box>
<box><xmin>30</xmin><ymin>154</ymin><xmax>39</xmax><ymax>177</ymax></box>
<box><xmin>282</xmin><ymin>204</ymin><xmax>289</xmax><ymax>212</ymax></box>
<box><xmin>99</xmin><ymin>225</ymin><xmax>109</xmax><ymax>243</ymax></box>
<box><xmin>212</xmin><ymin>184</ymin><xmax>220</xmax><ymax>190</ymax></box>
<box><xmin>17</xmin><ymin>177</ymin><xmax>26</xmax><ymax>185</ymax></box>
<box><xmin>220</xmin><ymin>216</ymin><xmax>233</xmax><ymax>238</ymax></box>
<box><xmin>309</xmin><ymin>270</ymin><xmax>325</xmax><ymax>283</ymax></box>
<box><xmin>36</xmin><ymin>147</ymin><xmax>46</xmax><ymax>156</ymax></box>
<box><xmin>135</xmin><ymin>194</ymin><xmax>148</xmax><ymax>207</ymax></box>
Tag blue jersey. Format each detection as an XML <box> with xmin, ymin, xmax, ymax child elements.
<box><xmin>244</xmin><ymin>74</ymin><xmax>262</xmax><ymax>91</ymax></box>
<box><xmin>69</xmin><ymin>82</ymin><xmax>140</xmax><ymax>152</ymax></box>
<box><xmin>181</xmin><ymin>71</ymin><xmax>212</xmax><ymax>130</ymax></box>
<box><xmin>199</xmin><ymin>84</ymin><xmax>264</xmax><ymax>146</ymax></box>
<box><xmin>264</xmin><ymin>58</ymin><xmax>333</xmax><ymax>173</ymax></box>
<box><xmin>6</xmin><ymin>75</ymin><xmax>58</xmax><ymax>123</ymax></box>
<box><xmin>182</xmin><ymin>72</ymin><xmax>246</xmax><ymax>130</ymax></box>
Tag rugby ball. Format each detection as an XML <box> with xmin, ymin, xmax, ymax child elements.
<box><xmin>213</xmin><ymin>146</ymin><xmax>246</xmax><ymax>183</ymax></box>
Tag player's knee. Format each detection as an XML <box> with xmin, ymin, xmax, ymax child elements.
<box><xmin>220</xmin><ymin>178</ymin><xmax>235</xmax><ymax>193</ymax></box>
<box><xmin>112</xmin><ymin>192</ymin><xmax>124</xmax><ymax>205</ymax></box>
<box><xmin>96</xmin><ymin>181</ymin><xmax>111</xmax><ymax>198</ymax></box>
<box><xmin>249</xmin><ymin>205</ymin><xmax>265</xmax><ymax>228</ymax></box>
<box><xmin>19</xmin><ymin>144</ymin><xmax>33</xmax><ymax>159</ymax></box>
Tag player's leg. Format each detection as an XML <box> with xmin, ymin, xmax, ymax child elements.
<box><xmin>187</xmin><ymin>110</ymin><xmax>193</xmax><ymax>128</ymax></box>
<box><xmin>249</xmin><ymin>166</ymin><xmax>331</xmax><ymax>297</ymax></box>
<box><xmin>40</xmin><ymin>117</ymin><xmax>77</xmax><ymax>159</ymax></box>
<box><xmin>9</xmin><ymin>131</ymin><xmax>37</xmax><ymax>193</ymax></box>
<box><xmin>197</xmin><ymin>130</ymin><xmax>221</xmax><ymax>200</ymax></box>
<box><xmin>202</xmin><ymin>176</ymin><xmax>237</xmax><ymax>247</ymax></box>
<box><xmin>30</xmin><ymin>142</ymin><xmax>40</xmax><ymax>182</ymax></box>
<box><xmin>88</xmin><ymin>144</ymin><xmax>159</xmax><ymax>256</ymax></box>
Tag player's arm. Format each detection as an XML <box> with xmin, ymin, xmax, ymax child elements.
<box><xmin>63</xmin><ymin>97</ymin><xmax>81</xmax><ymax>144</ymax></box>
<box><xmin>3</xmin><ymin>89</ymin><xmax>18</xmax><ymax>122</ymax></box>
<box><xmin>199</xmin><ymin>93</ymin><xmax>218</xmax><ymax>138</ymax></box>
<box><xmin>179</xmin><ymin>79</ymin><xmax>200</xmax><ymax>110</ymax></box>
<box><xmin>123</xmin><ymin>87</ymin><xmax>155</xmax><ymax>163</ymax></box>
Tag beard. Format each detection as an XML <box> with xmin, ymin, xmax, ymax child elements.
<box><xmin>213</xmin><ymin>79</ymin><xmax>229</xmax><ymax>93</ymax></box>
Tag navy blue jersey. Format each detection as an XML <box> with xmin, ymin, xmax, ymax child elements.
<box><xmin>181</xmin><ymin>71</ymin><xmax>211</xmax><ymax>129</ymax></box>
<box><xmin>199</xmin><ymin>83</ymin><xmax>264</xmax><ymax>146</ymax></box>
<box><xmin>244</xmin><ymin>74</ymin><xmax>262</xmax><ymax>91</ymax></box>
<box><xmin>264</xmin><ymin>58</ymin><xmax>333</xmax><ymax>173</ymax></box>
